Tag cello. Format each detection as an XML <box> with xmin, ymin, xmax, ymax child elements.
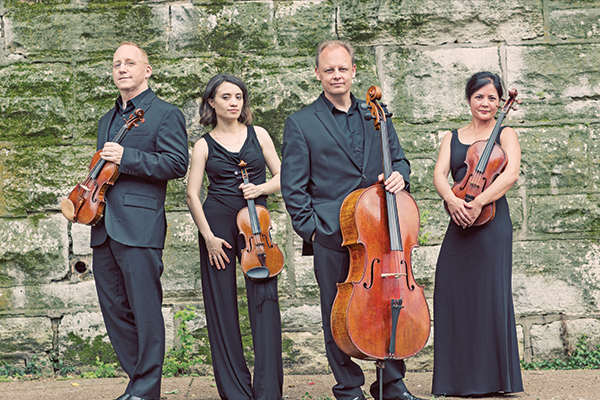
<box><xmin>443</xmin><ymin>89</ymin><xmax>518</xmax><ymax>227</ymax></box>
<box><xmin>60</xmin><ymin>109</ymin><xmax>145</xmax><ymax>225</ymax></box>
<box><xmin>236</xmin><ymin>160</ymin><xmax>284</xmax><ymax>280</ymax></box>
<box><xmin>331</xmin><ymin>87</ymin><xmax>430</xmax><ymax>388</ymax></box>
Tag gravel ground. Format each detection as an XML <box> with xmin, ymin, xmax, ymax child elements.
<box><xmin>1</xmin><ymin>369</ymin><xmax>599</xmax><ymax>400</ymax></box>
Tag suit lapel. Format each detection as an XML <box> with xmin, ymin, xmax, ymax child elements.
<box><xmin>314</xmin><ymin>96</ymin><xmax>361</xmax><ymax>170</ymax></box>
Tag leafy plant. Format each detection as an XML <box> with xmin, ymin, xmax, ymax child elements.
<box><xmin>522</xmin><ymin>335</ymin><xmax>600</xmax><ymax>370</ymax></box>
<box><xmin>163</xmin><ymin>305</ymin><xmax>204</xmax><ymax>377</ymax></box>
<box><xmin>79</xmin><ymin>357</ymin><xmax>121</xmax><ymax>379</ymax></box>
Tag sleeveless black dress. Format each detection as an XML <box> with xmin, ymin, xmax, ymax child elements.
<box><xmin>432</xmin><ymin>128</ymin><xmax>523</xmax><ymax>396</ymax></box>
<box><xmin>200</xmin><ymin>125</ymin><xmax>283</xmax><ymax>400</ymax></box>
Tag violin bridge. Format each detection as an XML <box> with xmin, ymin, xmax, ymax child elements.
<box><xmin>80</xmin><ymin>184</ymin><xmax>91</xmax><ymax>192</ymax></box>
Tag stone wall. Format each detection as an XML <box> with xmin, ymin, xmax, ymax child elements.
<box><xmin>1</xmin><ymin>0</ymin><xmax>600</xmax><ymax>375</ymax></box>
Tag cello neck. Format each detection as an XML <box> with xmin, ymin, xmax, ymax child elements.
<box><xmin>379</xmin><ymin>117</ymin><xmax>403</xmax><ymax>253</ymax></box>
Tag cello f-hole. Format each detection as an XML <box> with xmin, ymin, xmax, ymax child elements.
<box><xmin>363</xmin><ymin>258</ymin><xmax>379</xmax><ymax>290</ymax></box>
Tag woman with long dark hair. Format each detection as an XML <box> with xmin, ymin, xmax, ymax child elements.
<box><xmin>432</xmin><ymin>71</ymin><xmax>523</xmax><ymax>397</ymax></box>
<box><xmin>186</xmin><ymin>73</ymin><xmax>283</xmax><ymax>400</ymax></box>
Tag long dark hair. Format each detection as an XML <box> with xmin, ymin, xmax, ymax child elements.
<box><xmin>199</xmin><ymin>73</ymin><xmax>253</xmax><ymax>128</ymax></box>
<box><xmin>465</xmin><ymin>71</ymin><xmax>503</xmax><ymax>101</ymax></box>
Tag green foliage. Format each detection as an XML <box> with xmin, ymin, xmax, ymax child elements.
<box><xmin>419</xmin><ymin>210</ymin><xmax>431</xmax><ymax>245</ymax></box>
<box><xmin>0</xmin><ymin>355</ymin><xmax>45</xmax><ymax>379</ymax></box>
<box><xmin>163</xmin><ymin>305</ymin><xmax>206</xmax><ymax>377</ymax></box>
<box><xmin>301</xmin><ymin>393</ymin><xmax>334</xmax><ymax>400</ymax></box>
<box><xmin>522</xmin><ymin>335</ymin><xmax>600</xmax><ymax>370</ymax></box>
<box><xmin>61</xmin><ymin>332</ymin><xmax>119</xmax><ymax>367</ymax></box>
<box><xmin>79</xmin><ymin>357</ymin><xmax>121</xmax><ymax>379</ymax></box>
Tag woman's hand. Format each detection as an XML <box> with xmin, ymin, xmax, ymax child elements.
<box><xmin>239</xmin><ymin>182</ymin><xmax>262</xmax><ymax>200</ymax></box>
<box><xmin>446</xmin><ymin>194</ymin><xmax>475</xmax><ymax>229</ymax></box>
<box><xmin>206</xmin><ymin>235</ymin><xmax>232</xmax><ymax>269</ymax></box>
<box><xmin>464</xmin><ymin>200</ymin><xmax>483</xmax><ymax>227</ymax></box>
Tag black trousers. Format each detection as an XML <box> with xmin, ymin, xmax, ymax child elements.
<box><xmin>93</xmin><ymin>237</ymin><xmax>165</xmax><ymax>400</ymax></box>
<box><xmin>312</xmin><ymin>242</ymin><xmax>408</xmax><ymax>400</ymax></box>
<box><xmin>200</xmin><ymin>199</ymin><xmax>283</xmax><ymax>400</ymax></box>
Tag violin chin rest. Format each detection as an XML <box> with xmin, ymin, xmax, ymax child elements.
<box><xmin>245</xmin><ymin>266</ymin><xmax>270</xmax><ymax>280</ymax></box>
<box><xmin>60</xmin><ymin>198</ymin><xmax>76</xmax><ymax>222</ymax></box>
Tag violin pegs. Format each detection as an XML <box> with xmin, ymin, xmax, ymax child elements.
<box><xmin>386</xmin><ymin>112</ymin><xmax>393</xmax><ymax>118</ymax></box>
<box><xmin>365</xmin><ymin>113</ymin><xmax>374</xmax><ymax>120</ymax></box>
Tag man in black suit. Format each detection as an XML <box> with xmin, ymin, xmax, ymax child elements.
<box><xmin>281</xmin><ymin>40</ymin><xmax>424</xmax><ymax>400</ymax></box>
<box><xmin>91</xmin><ymin>42</ymin><xmax>188</xmax><ymax>400</ymax></box>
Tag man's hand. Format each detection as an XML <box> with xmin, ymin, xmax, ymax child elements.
<box><xmin>100</xmin><ymin>142</ymin><xmax>124</xmax><ymax>165</ymax></box>
<box><xmin>379</xmin><ymin>171</ymin><xmax>405</xmax><ymax>194</ymax></box>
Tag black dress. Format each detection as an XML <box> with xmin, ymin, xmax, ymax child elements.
<box><xmin>432</xmin><ymin>128</ymin><xmax>523</xmax><ymax>396</ymax></box>
<box><xmin>200</xmin><ymin>125</ymin><xmax>283</xmax><ymax>400</ymax></box>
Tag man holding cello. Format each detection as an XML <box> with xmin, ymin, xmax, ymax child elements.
<box><xmin>281</xmin><ymin>40</ymin><xmax>424</xmax><ymax>400</ymax></box>
<box><xmin>91</xmin><ymin>42</ymin><xmax>189</xmax><ymax>400</ymax></box>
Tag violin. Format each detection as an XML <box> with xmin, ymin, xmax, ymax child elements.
<box><xmin>444</xmin><ymin>89</ymin><xmax>518</xmax><ymax>227</ymax></box>
<box><xmin>331</xmin><ymin>86</ymin><xmax>430</xmax><ymax>368</ymax></box>
<box><xmin>60</xmin><ymin>109</ymin><xmax>145</xmax><ymax>225</ymax></box>
<box><xmin>236</xmin><ymin>160</ymin><xmax>284</xmax><ymax>280</ymax></box>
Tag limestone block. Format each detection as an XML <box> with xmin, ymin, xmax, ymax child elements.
<box><xmin>282</xmin><ymin>331</ymin><xmax>329</xmax><ymax>374</ymax></box>
<box><xmin>565</xmin><ymin>318</ymin><xmax>600</xmax><ymax>348</ymax></box>
<box><xmin>528</xmin><ymin>194</ymin><xmax>600</xmax><ymax>234</ymax></box>
<box><xmin>518</xmin><ymin>125</ymin><xmax>589</xmax><ymax>190</ymax></box>
<box><xmin>550</xmin><ymin>8</ymin><xmax>600</xmax><ymax>40</ymax></box>
<box><xmin>0</xmin><ymin>214</ymin><xmax>69</xmax><ymax>287</ymax></box>
<box><xmin>412</xmin><ymin>244</ymin><xmax>439</xmax><ymax>285</ymax></box>
<box><xmin>273</xmin><ymin>0</ymin><xmax>334</xmax><ymax>56</ymax></box>
<box><xmin>71</xmin><ymin>223</ymin><xmax>92</xmax><ymax>257</ymax></box>
<box><xmin>4</xmin><ymin>3</ymin><xmax>169</xmax><ymax>60</ymax></box>
<box><xmin>0</xmin><ymin>316</ymin><xmax>53</xmax><ymax>353</ymax></box>
<box><xmin>408</xmin><ymin>157</ymin><xmax>436</xmax><ymax>195</ymax></box>
<box><xmin>163</xmin><ymin>212</ymin><xmax>201</xmax><ymax>295</ymax></box>
<box><xmin>291</xmin><ymin>246</ymin><xmax>320</xmax><ymax>301</ymax></box>
<box><xmin>529</xmin><ymin>321</ymin><xmax>564</xmax><ymax>359</ymax></box>
<box><xmin>512</xmin><ymin>240</ymin><xmax>600</xmax><ymax>314</ymax></box>
<box><xmin>337</xmin><ymin>0</ymin><xmax>543</xmax><ymax>46</ymax></box>
<box><xmin>378</xmin><ymin>46</ymin><xmax>500</xmax><ymax>124</ymax></box>
<box><xmin>8</xmin><ymin>280</ymin><xmax>99</xmax><ymax>313</ymax></box>
<box><xmin>59</xmin><ymin>311</ymin><xmax>107</xmax><ymax>342</ymax></box>
<box><xmin>170</xmin><ymin>2</ymin><xmax>274</xmax><ymax>56</ymax></box>
<box><xmin>416</xmin><ymin>199</ymin><xmax>451</xmax><ymax>245</ymax></box>
<box><xmin>506</xmin><ymin>44</ymin><xmax>600</xmax><ymax>123</ymax></box>
<box><xmin>0</xmin><ymin>144</ymin><xmax>97</xmax><ymax>216</ymax></box>
<box><xmin>281</xmin><ymin>304</ymin><xmax>321</xmax><ymax>329</ymax></box>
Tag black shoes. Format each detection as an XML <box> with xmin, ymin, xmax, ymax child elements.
<box><xmin>114</xmin><ymin>395</ymin><xmax>149</xmax><ymax>400</ymax></box>
<box><xmin>396</xmin><ymin>391</ymin><xmax>427</xmax><ymax>400</ymax></box>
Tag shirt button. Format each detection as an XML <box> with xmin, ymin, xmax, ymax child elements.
<box><xmin>362</xmin><ymin>174</ymin><xmax>367</xmax><ymax>179</ymax></box>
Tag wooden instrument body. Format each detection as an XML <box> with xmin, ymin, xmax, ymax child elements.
<box><xmin>444</xmin><ymin>139</ymin><xmax>507</xmax><ymax>227</ymax></box>
<box><xmin>443</xmin><ymin>89</ymin><xmax>518</xmax><ymax>227</ymax></box>
<box><xmin>236</xmin><ymin>204</ymin><xmax>284</xmax><ymax>279</ymax></box>
<box><xmin>332</xmin><ymin>184</ymin><xmax>430</xmax><ymax>360</ymax></box>
<box><xmin>61</xmin><ymin>151</ymin><xmax>119</xmax><ymax>226</ymax></box>
<box><xmin>61</xmin><ymin>109</ymin><xmax>144</xmax><ymax>226</ymax></box>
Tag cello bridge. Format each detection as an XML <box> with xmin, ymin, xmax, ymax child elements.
<box><xmin>381</xmin><ymin>273</ymin><xmax>407</xmax><ymax>279</ymax></box>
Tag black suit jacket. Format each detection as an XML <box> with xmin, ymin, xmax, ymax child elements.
<box><xmin>91</xmin><ymin>89</ymin><xmax>189</xmax><ymax>249</ymax></box>
<box><xmin>281</xmin><ymin>92</ymin><xmax>410</xmax><ymax>251</ymax></box>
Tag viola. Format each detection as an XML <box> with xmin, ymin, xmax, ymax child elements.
<box><xmin>444</xmin><ymin>89</ymin><xmax>518</xmax><ymax>227</ymax></box>
<box><xmin>331</xmin><ymin>86</ymin><xmax>430</xmax><ymax>369</ymax></box>
<box><xmin>236</xmin><ymin>160</ymin><xmax>284</xmax><ymax>280</ymax></box>
<box><xmin>60</xmin><ymin>109</ymin><xmax>145</xmax><ymax>225</ymax></box>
